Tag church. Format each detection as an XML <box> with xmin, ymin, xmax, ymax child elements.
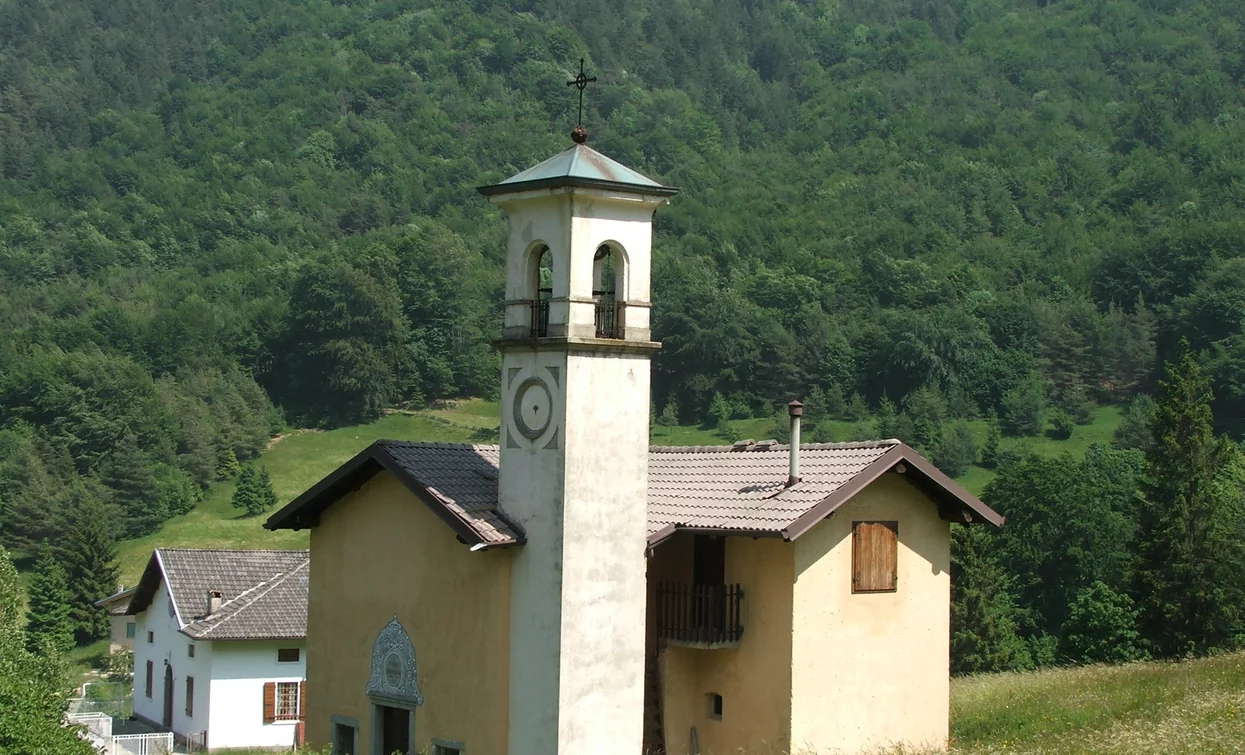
<box><xmin>265</xmin><ymin>128</ymin><xmax>1004</xmax><ymax>755</ymax></box>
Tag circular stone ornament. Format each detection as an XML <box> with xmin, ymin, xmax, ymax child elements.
<box><xmin>513</xmin><ymin>377</ymin><xmax>554</xmax><ymax>439</ymax></box>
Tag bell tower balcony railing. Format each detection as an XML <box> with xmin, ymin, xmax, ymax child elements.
<box><xmin>529</xmin><ymin>298</ymin><xmax>550</xmax><ymax>338</ymax></box>
<box><xmin>594</xmin><ymin>294</ymin><xmax>622</xmax><ymax>339</ymax></box>
<box><xmin>655</xmin><ymin>582</ymin><xmax>744</xmax><ymax>648</ymax></box>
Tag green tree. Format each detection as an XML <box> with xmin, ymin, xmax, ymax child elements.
<box><xmin>0</xmin><ymin>545</ymin><xmax>97</xmax><ymax>755</ymax></box>
<box><xmin>951</xmin><ymin>526</ymin><xmax>1031</xmax><ymax>675</ymax></box>
<box><xmin>1133</xmin><ymin>345</ymin><xmax>1245</xmax><ymax>658</ymax></box>
<box><xmin>707</xmin><ymin>392</ymin><xmax>732</xmax><ymax>429</ymax></box>
<box><xmin>99</xmin><ymin>434</ymin><xmax>165</xmax><ymax>538</ymax></box>
<box><xmin>1060</xmin><ymin>581</ymin><xmax>1144</xmax><ymax>665</ymax></box>
<box><xmin>935</xmin><ymin>421</ymin><xmax>979</xmax><ymax>477</ymax></box>
<box><xmin>231</xmin><ymin>464</ymin><xmax>278</xmax><ymax>517</ymax></box>
<box><xmin>1113</xmin><ymin>394</ymin><xmax>1156</xmax><ymax>452</ymax></box>
<box><xmin>57</xmin><ymin>499</ymin><xmax>119</xmax><ymax>645</ymax></box>
<box><xmin>1001</xmin><ymin>375</ymin><xmax>1046</xmax><ymax>437</ymax></box>
<box><xmin>24</xmin><ymin>540</ymin><xmax>74</xmax><ymax>655</ymax></box>
<box><xmin>980</xmin><ymin>413</ymin><xmax>1002</xmax><ymax>469</ymax></box>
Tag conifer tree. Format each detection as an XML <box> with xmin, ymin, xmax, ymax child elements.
<box><xmin>950</xmin><ymin>526</ymin><xmax>1031</xmax><ymax>674</ymax></box>
<box><xmin>24</xmin><ymin>540</ymin><xmax>74</xmax><ymax>655</ymax></box>
<box><xmin>0</xmin><ymin>545</ymin><xmax>97</xmax><ymax>754</ymax></box>
<box><xmin>231</xmin><ymin>464</ymin><xmax>278</xmax><ymax>517</ymax></box>
<box><xmin>57</xmin><ymin>498</ymin><xmax>119</xmax><ymax>645</ymax></box>
<box><xmin>1133</xmin><ymin>343</ymin><xmax>1245</xmax><ymax>657</ymax></box>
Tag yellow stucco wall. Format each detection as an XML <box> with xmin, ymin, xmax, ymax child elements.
<box><xmin>790</xmin><ymin>473</ymin><xmax>951</xmax><ymax>754</ymax></box>
<box><xmin>658</xmin><ymin>535</ymin><xmax>794</xmax><ymax>755</ymax></box>
<box><xmin>305</xmin><ymin>471</ymin><xmax>512</xmax><ymax>753</ymax></box>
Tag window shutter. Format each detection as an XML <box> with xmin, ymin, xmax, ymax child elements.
<box><xmin>186</xmin><ymin>677</ymin><xmax>194</xmax><ymax>717</ymax></box>
<box><xmin>262</xmin><ymin>682</ymin><xmax>276</xmax><ymax>724</ymax></box>
<box><xmin>145</xmin><ymin>661</ymin><xmax>153</xmax><ymax>698</ymax></box>
<box><xmin>298</xmin><ymin>680</ymin><xmax>307</xmax><ymax>720</ymax></box>
<box><xmin>852</xmin><ymin>521</ymin><xmax>898</xmax><ymax>592</ymax></box>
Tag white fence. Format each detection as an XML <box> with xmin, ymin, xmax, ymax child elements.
<box><xmin>67</xmin><ymin>713</ymin><xmax>173</xmax><ymax>755</ymax></box>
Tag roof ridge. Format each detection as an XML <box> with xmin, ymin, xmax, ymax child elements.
<box><xmin>187</xmin><ymin>559</ymin><xmax>309</xmax><ymax>637</ymax></box>
<box><xmin>377</xmin><ymin>439</ymin><xmax>500</xmax><ymax>452</ymax></box>
<box><xmin>648</xmin><ymin>439</ymin><xmax>901</xmax><ymax>453</ymax></box>
<box><xmin>157</xmin><ymin>548</ymin><xmax>310</xmax><ymax>555</ymax></box>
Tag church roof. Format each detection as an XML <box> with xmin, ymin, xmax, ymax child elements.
<box><xmin>477</xmin><ymin>143</ymin><xmax>678</xmax><ymax>198</ymax></box>
<box><xmin>265</xmin><ymin>439</ymin><xmax>1001</xmax><ymax>548</ymax></box>
<box><xmin>128</xmin><ymin>548</ymin><xmax>309</xmax><ymax>641</ymax></box>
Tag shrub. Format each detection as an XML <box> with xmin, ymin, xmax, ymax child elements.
<box><xmin>1060</xmin><ymin>581</ymin><xmax>1144</xmax><ymax>664</ymax></box>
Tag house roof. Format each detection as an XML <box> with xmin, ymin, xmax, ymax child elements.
<box><xmin>94</xmin><ymin>586</ymin><xmax>136</xmax><ymax>616</ymax></box>
<box><xmin>265</xmin><ymin>439</ymin><xmax>1002</xmax><ymax>546</ymax></box>
<box><xmin>127</xmin><ymin>549</ymin><xmax>309</xmax><ymax>641</ymax></box>
<box><xmin>477</xmin><ymin>143</ymin><xmax>678</xmax><ymax>198</ymax></box>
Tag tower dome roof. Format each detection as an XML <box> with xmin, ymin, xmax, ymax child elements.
<box><xmin>478</xmin><ymin>143</ymin><xmax>677</xmax><ymax>198</ymax></box>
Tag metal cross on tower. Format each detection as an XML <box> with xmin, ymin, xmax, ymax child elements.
<box><xmin>566</xmin><ymin>58</ymin><xmax>597</xmax><ymax>143</ymax></box>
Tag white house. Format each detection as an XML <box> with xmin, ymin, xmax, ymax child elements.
<box><xmin>127</xmin><ymin>548</ymin><xmax>309</xmax><ymax>751</ymax></box>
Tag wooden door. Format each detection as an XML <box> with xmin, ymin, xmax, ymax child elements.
<box><xmin>381</xmin><ymin>706</ymin><xmax>410</xmax><ymax>755</ymax></box>
<box><xmin>163</xmin><ymin>664</ymin><xmax>174</xmax><ymax>729</ymax></box>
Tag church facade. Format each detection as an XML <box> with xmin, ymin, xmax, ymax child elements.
<box><xmin>265</xmin><ymin>138</ymin><xmax>1003</xmax><ymax>755</ymax></box>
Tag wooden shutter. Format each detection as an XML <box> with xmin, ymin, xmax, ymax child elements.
<box><xmin>298</xmin><ymin>680</ymin><xmax>307</xmax><ymax>720</ymax></box>
<box><xmin>185</xmin><ymin>676</ymin><xmax>194</xmax><ymax>716</ymax></box>
<box><xmin>145</xmin><ymin>661</ymin><xmax>153</xmax><ymax>698</ymax></box>
<box><xmin>262</xmin><ymin>682</ymin><xmax>276</xmax><ymax>724</ymax></box>
<box><xmin>852</xmin><ymin>521</ymin><xmax>898</xmax><ymax>593</ymax></box>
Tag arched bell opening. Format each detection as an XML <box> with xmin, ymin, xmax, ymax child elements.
<box><xmin>592</xmin><ymin>244</ymin><xmax>625</xmax><ymax>339</ymax></box>
<box><xmin>527</xmin><ymin>243</ymin><xmax>552</xmax><ymax>337</ymax></box>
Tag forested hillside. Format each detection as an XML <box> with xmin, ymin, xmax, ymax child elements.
<box><xmin>3</xmin><ymin>0</ymin><xmax>1245</xmax><ymax>654</ymax></box>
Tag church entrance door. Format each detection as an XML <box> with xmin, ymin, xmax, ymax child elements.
<box><xmin>379</xmin><ymin>705</ymin><xmax>410</xmax><ymax>754</ymax></box>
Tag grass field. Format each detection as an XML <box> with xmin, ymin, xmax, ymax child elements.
<box><xmin>947</xmin><ymin>651</ymin><xmax>1245</xmax><ymax>754</ymax></box>
<box><xmin>113</xmin><ymin>400</ymin><xmax>1122</xmax><ymax>586</ymax></box>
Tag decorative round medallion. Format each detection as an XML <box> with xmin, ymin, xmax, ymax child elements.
<box><xmin>384</xmin><ymin>652</ymin><xmax>402</xmax><ymax>686</ymax></box>
<box><xmin>513</xmin><ymin>377</ymin><xmax>554</xmax><ymax>439</ymax></box>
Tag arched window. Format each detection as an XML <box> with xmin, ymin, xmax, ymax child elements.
<box><xmin>593</xmin><ymin>244</ymin><xmax>624</xmax><ymax>338</ymax></box>
<box><xmin>529</xmin><ymin>244</ymin><xmax>552</xmax><ymax>337</ymax></box>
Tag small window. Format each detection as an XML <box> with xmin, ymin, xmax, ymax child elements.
<box><xmin>145</xmin><ymin>661</ymin><xmax>153</xmax><ymax>698</ymax></box>
<box><xmin>275</xmin><ymin>681</ymin><xmax>301</xmax><ymax>721</ymax></box>
<box><xmin>125</xmin><ymin>622</ymin><xmax>136</xmax><ymax>639</ymax></box>
<box><xmin>332</xmin><ymin>719</ymin><xmax>358</xmax><ymax>755</ymax></box>
<box><xmin>706</xmin><ymin>693</ymin><xmax>723</xmax><ymax>721</ymax></box>
<box><xmin>185</xmin><ymin>676</ymin><xmax>194</xmax><ymax>717</ymax></box>
<box><xmin>147</xmin><ymin>630</ymin><xmax>154</xmax><ymax>644</ymax></box>
<box><xmin>277</xmin><ymin>648</ymin><xmax>300</xmax><ymax>663</ymax></box>
<box><xmin>852</xmin><ymin>521</ymin><xmax>899</xmax><ymax>593</ymax></box>
<box><xmin>432</xmin><ymin>745</ymin><xmax>463</xmax><ymax>755</ymax></box>
<box><xmin>188</xmin><ymin>643</ymin><xmax>195</xmax><ymax>658</ymax></box>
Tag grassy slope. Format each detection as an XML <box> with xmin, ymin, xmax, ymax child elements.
<box><xmin>949</xmin><ymin>651</ymin><xmax>1245</xmax><ymax>754</ymax></box>
<box><xmin>115</xmin><ymin>401</ymin><xmax>1122</xmax><ymax>586</ymax></box>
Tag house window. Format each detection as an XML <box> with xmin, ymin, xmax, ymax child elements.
<box><xmin>852</xmin><ymin>521</ymin><xmax>899</xmax><ymax>593</ymax></box>
<box><xmin>431</xmin><ymin>740</ymin><xmax>464</xmax><ymax>755</ymax></box>
<box><xmin>277</xmin><ymin>647</ymin><xmax>300</xmax><ymax>663</ymax></box>
<box><xmin>147</xmin><ymin>630</ymin><xmax>154</xmax><ymax>644</ymax></box>
<box><xmin>331</xmin><ymin>716</ymin><xmax>359</xmax><ymax>755</ymax></box>
<box><xmin>188</xmin><ymin>643</ymin><xmax>195</xmax><ymax>658</ymax></box>
<box><xmin>706</xmin><ymin>693</ymin><xmax>723</xmax><ymax>721</ymax></box>
<box><xmin>185</xmin><ymin>676</ymin><xmax>194</xmax><ymax>717</ymax></box>
<box><xmin>264</xmin><ymin>681</ymin><xmax>303</xmax><ymax>722</ymax></box>
<box><xmin>126</xmin><ymin>622</ymin><xmax>136</xmax><ymax>639</ymax></box>
<box><xmin>145</xmin><ymin>661</ymin><xmax>153</xmax><ymax>698</ymax></box>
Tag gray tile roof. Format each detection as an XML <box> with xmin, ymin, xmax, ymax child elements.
<box><xmin>128</xmin><ymin>549</ymin><xmax>309</xmax><ymax>641</ymax></box>
<box><xmin>478</xmin><ymin>143</ymin><xmax>677</xmax><ymax>197</ymax></box>
<box><xmin>267</xmin><ymin>437</ymin><xmax>1002</xmax><ymax>546</ymax></box>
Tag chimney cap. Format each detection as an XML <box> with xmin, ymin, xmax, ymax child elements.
<box><xmin>787</xmin><ymin>400</ymin><xmax>804</xmax><ymax>418</ymax></box>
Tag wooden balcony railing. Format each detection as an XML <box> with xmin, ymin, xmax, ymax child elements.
<box><xmin>655</xmin><ymin>582</ymin><xmax>744</xmax><ymax>647</ymax></box>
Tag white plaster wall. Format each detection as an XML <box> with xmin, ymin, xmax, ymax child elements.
<box><xmin>501</xmin><ymin>349</ymin><xmax>569</xmax><ymax>755</ymax></box>
<box><xmin>557</xmin><ymin>351</ymin><xmax>650</xmax><ymax>755</ymax></box>
<box><xmin>789</xmin><ymin>474</ymin><xmax>952</xmax><ymax>754</ymax></box>
<box><xmin>206</xmin><ymin>640</ymin><xmax>306</xmax><ymax>750</ymax></box>
<box><xmin>131</xmin><ymin>580</ymin><xmax>214</xmax><ymax>738</ymax></box>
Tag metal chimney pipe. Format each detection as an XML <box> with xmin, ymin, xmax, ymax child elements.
<box><xmin>787</xmin><ymin>400</ymin><xmax>804</xmax><ymax>487</ymax></box>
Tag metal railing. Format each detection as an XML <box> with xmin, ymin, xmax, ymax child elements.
<box><xmin>655</xmin><ymin>582</ymin><xmax>744</xmax><ymax>646</ymax></box>
<box><xmin>529</xmin><ymin>299</ymin><xmax>550</xmax><ymax>338</ymax></box>
<box><xmin>595</xmin><ymin>296</ymin><xmax>622</xmax><ymax>339</ymax></box>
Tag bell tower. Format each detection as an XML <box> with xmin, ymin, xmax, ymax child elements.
<box><xmin>479</xmin><ymin>133</ymin><xmax>676</xmax><ymax>755</ymax></box>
